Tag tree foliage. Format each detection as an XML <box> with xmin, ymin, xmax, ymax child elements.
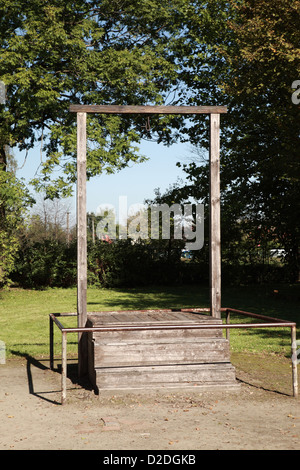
<box><xmin>1</xmin><ymin>0</ymin><xmax>299</xmax><ymax>285</ymax></box>
<box><xmin>0</xmin><ymin>165</ymin><xmax>34</xmax><ymax>285</ymax></box>
<box><xmin>0</xmin><ymin>0</ymin><xmax>190</xmax><ymax>197</ymax></box>
<box><xmin>162</xmin><ymin>0</ymin><xmax>300</xmax><ymax>279</ymax></box>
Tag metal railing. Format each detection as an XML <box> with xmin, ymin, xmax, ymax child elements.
<box><xmin>49</xmin><ymin>308</ymin><xmax>298</xmax><ymax>404</ymax></box>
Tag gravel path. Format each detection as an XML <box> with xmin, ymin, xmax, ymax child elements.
<box><xmin>0</xmin><ymin>358</ymin><xmax>299</xmax><ymax>451</ymax></box>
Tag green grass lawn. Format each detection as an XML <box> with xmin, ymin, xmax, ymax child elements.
<box><xmin>0</xmin><ymin>283</ymin><xmax>299</xmax><ymax>361</ymax></box>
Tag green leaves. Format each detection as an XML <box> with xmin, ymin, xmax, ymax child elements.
<box><xmin>0</xmin><ymin>0</ymin><xmax>189</xmax><ymax>197</ymax></box>
<box><xmin>0</xmin><ymin>166</ymin><xmax>34</xmax><ymax>286</ymax></box>
<box><xmin>146</xmin><ymin>0</ymin><xmax>300</xmax><ymax>280</ymax></box>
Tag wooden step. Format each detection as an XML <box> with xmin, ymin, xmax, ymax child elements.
<box><xmin>92</xmin><ymin>363</ymin><xmax>240</xmax><ymax>391</ymax></box>
<box><xmin>90</xmin><ymin>337</ymin><xmax>231</xmax><ymax>368</ymax></box>
<box><xmin>86</xmin><ymin>310</ymin><xmax>240</xmax><ymax>393</ymax></box>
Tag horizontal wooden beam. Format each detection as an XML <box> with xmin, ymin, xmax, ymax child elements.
<box><xmin>69</xmin><ymin>104</ymin><xmax>227</xmax><ymax>114</ymax></box>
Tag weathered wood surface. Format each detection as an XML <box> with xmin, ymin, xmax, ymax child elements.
<box><xmin>209</xmin><ymin>113</ymin><xmax>221</xmax><ymax>318</ymax></box>
<box><xmin>87</xmin><ymin>310</ymin><xmax>239</xmax><ymax>391</ymax></box>
<box><xmin>70</xmin><ymin>104</ymin><xmax>227</xmax><ymax>114</ymax></box>
<box><xmin>94</xmin><ymin>364</ymin><xmax>239</xmax><ymax>391</ymax></box>
<box><xmin>92</xmin><ymin>338</ymin><xmax>230</xmax><ymax>368</ymax></box>
<box><xmin>89</xmin><ymin>327</ymin><xmax>223</xmax><ymax>342</ymax></box>
<box><xmin>77</xmin><ymin>111</ymin><xmax>88</xmax><ymax>377</ymax></box>
<box><xmin>87</xmin><ymin>309</ymin><xmax>223</xmax><ymax>326</ymax></box>
<box><xmin>73</xmin><ymin>103</ymin><xmax>227</xmax><ymax>381</ymax></box>
<box><xmin>87</xmin><ymin>310</ymin><xmax>224</xmax><ymax>340</ymax></box>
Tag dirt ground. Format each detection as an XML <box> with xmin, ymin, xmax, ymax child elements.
<box><xmin>0</xmin><ymin>355</ymin><xmax>299</xmax><ymax>452</ymax></box>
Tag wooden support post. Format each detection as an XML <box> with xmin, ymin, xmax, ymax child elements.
<box><xmin>209</xmin><ymin>114</ymin><xmax>221</xmax><ymax>319</ymax></box>
<box><xmin>77</xmin><ymin>112</ymin><xmax>88</xmax><ymax>377</ymax></box>
<box><xmin>70</xmin><ymin>106</ymin><xmax>226</xmax><ymax>324</ymax></box>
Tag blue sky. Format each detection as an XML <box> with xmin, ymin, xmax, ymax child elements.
<box><xmin>15</xmin><ymin>139</ymin><xmax>192</xmax><ymax>221</ymax></box>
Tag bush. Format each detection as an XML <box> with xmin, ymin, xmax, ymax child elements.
<box><xmin>88</xmin><ymin>239</ymin><xmax>184</xmax><ymax>287</ymax></box>
<box><xmin>12</xmin><ymin>239</ymin><xmax>77</xmax><ymax>288</ymax></box>
<box><xmin>11</xmin><ymin>236</ymin><xmax>292</xmax><ymax>289</ymax></box>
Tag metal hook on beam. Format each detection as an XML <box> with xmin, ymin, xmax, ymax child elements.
<box><xmin>142</xmin><ymin>116</ymin><xmax>151</xmax><ymax>132</ymax></box>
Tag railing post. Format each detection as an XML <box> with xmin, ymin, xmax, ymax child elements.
<box><xmin>226</xmin><ymin>309</ymin><xmax>230</xmax><ymax>342</ymax></box>
<box><xmin>61</xmin><ymin>331</ymin><xmax>67</xmax><ymax>405</ymax></box>
<box><xmin>49</xmin><ymin>315</ymin><xmax>54</xmax><ymax>370</ymax></box>
<box><xmin>291</xmin><ymin>325</ymin><xmax>298</xmax><ymax>398</ymax></box>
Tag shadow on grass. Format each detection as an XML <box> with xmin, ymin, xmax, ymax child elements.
<box><xmin>87</xmin><ymin>285</ymin><xmax>210</xmax><ymax>311</ymax></box>
<box><xmin>235</xmin><ymin>375</ymin><xmax>291</xmax><ymax>397</ymax></box>
<box><xmin>231</xmin><ymin>352</ymin><xmax>296</xmax><ymax>398</ymax></box>
<box><xmin>10</xmin><ymin>350</ymin><xmax>93</xmax><ymax>406</ymax></box>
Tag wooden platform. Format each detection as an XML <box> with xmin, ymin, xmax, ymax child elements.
<box><xmin>86</xmin><ymin>309</ymin><xmax>240</xmax><ymax>392</ymax></box>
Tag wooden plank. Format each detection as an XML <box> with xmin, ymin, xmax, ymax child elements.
<box><xmin>90</xmin><ymin>329</ymin><xmax>223</xmax><ymax>346</ymax></box>
<box><xmin>77</xmin><ymin>112</ymin><xmax>88</xmax><ymax>377</ymax></box>
<box><xmin>91</xmin><ymin>328</ymin><xmax>223</xmax><ymax>344</ymax></box>
<box><xmin>111</xmin><ymin>312</ymin><xmax>146</xmax><ymax>323</ymax></box>
<box><xmin>209</xmin><ymin>113</ymin><xmax>221</xmax><ymax>319</ymax></box>
<box><xmin>88</xmin><ymin>312</ymin><xmax>123</xmax><ymax>324</ymax></box>
<box><xmin>87</xmin><ymin>310</ymin><xmax>222</xmax><ymax>325</ymax></box>
<box><xmin>91</xmin><ymin>326</ymin><xmax>224</xmax><ymax>342</ymax></box>
<box><xmin>167</xmin><ymin>311</ymin><xmax>206</xmax><ymax>322</ymax></box>
<box><xmin>132</xmin><ymin>311</ymin><xmax>160</xmax><ymax>323</ymax></box>
<box><xmin>94</xmin><ymin>363</ymin><xmax>239</xmax><ymax>390</ymax></box>
<box><xmin>145</xmin><ymin>311</ymin><xmax>176</xmax><ymax>322</ymax></box>
<box><xmin>86</xmin><ymin>311</ymin><xmax>224</xmax><ymax>338</ymax></box>
<box><xmin>69</xmin><ymin>104</ymin><xmax>227</xmax><ymax>114</ymax></box>
<box><xmin>92</xmin><ymin>338</ymin><xmax>230</xmax><ymax>367</ymax></box>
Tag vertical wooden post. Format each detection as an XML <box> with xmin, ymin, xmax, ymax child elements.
<box><xmin>209</xmin><ymin>113</ymin><xmax>221</xmax><ymax>319</ymax></box>
<box><xmin>77</xmin><ymin>112</ymin><xmax>88</xmax><ymax>377</ymax></box>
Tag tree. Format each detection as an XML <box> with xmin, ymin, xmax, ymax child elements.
<box><xmin>220</xmin><ymin>0</ymin><xmax>300</xmax><ymax>279</ymax></box>
<box><xmin>24</xmin><ymin>196</ymin><xmax>74</xmax><ymax>243</ymax></box>
<box><xmin>164</xmin><ymin>0</ymin><xmax>300</xmax><ymax>280</ymax></box>
<box><xmin>0</xmin><ymin>164</ymin><xmax>34</xmax><ymax>286</ymax></box>
<box><xmin>0</xmin><ymin>0</ymin><xmax>190</xmax><ymax>198</ymax></box>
